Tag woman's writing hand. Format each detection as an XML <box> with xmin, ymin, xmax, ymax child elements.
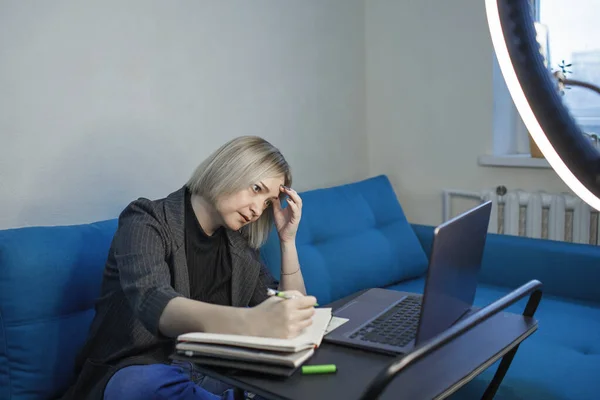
<box><xmin>245</xmin><ymin>291</ymin><xmax>316</xmax><ymax>339</ymax></box>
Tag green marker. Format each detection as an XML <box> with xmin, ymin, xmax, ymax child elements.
<box><xmin>301</xmin><ymin>364</ymin><xmax>337</xmax><ymax>375</ymax></box>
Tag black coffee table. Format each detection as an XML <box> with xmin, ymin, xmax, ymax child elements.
<box><xmin>181</xmin><ymin>280</ymin><xmax>542</xmax><ymax>400</ymax></box>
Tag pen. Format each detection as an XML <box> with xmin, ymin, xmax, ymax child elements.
<box><xmin>266</xmin><ymin>288</ymin><xmax>319</xmax><ymax>306</ymax></box>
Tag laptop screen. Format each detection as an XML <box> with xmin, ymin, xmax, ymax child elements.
<box><xmin>415</xmin><ymin>201</ymin><xmax>491</xmax><ymax>346</ymax></box>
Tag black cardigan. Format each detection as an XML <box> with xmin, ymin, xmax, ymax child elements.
<box><xmin>60</xmin><ymin>186</ymin><xmax>277</xmax><ymax>400</ymax></box>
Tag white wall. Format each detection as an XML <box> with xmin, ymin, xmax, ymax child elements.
<box><xmin>1</xmin><ymin>0</ymin><xmax>577</xmax><ymax>230</ymax></box>
<box><xmin>366</xmin><ymin>0</ymin><xmax>570</xmax><ymax>226</ymax></box>
<box><xmin>0</xmin><ymin>0</ymin><xmax>367</xmax><ymax>229</ymax></box>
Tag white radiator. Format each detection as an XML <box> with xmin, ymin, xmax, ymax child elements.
<box><xmin>442</xmin><ymin>187</ymin><xmax>600</xmax><ymax>245</ymax></box>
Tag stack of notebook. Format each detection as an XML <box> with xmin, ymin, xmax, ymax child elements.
<box><xmin>173</xmin><ymin>308</ymin><xmax>333</xmax><ymax>376</ymax></box>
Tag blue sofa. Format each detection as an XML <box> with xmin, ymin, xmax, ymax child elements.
<box><xmin>1</xmin><ymin>175</ymin><xmax>599</xmax><ymax>400</ymax></box>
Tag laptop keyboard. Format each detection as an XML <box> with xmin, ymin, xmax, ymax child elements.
<box><xmin>348</xmin><ymin>296</ymin><xmax>422</xmax><ymax>348</ymax></box>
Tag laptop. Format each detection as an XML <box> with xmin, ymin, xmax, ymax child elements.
<box><xmin>324</xmin><ymin>200</ymin><xmax>492</xmax><ymax>355</ymax></box>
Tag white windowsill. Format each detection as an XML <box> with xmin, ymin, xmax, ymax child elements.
<box><xmin>478</xmin><ymin>154</ymin><xmax>551</xmax><ymax>169</ymax></box>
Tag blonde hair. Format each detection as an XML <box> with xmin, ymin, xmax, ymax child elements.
<box><xmin>186</xmin><ymin>136</ymin><xmax>292</xmax><ymax>249</ymax></box>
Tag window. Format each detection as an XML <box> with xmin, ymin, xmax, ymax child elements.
<box><xmin>486</xmin><ymin>0</ymin><xmax>600</xmax><ymax>164</ymax></box>
<box><xmin>538</xmin><ymin>0</ymin><xmax>600</xmax><ymax>137</ymax></box>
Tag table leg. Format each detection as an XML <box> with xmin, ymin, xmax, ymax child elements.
<box><xmin>481</xmin><ymin>345</ymin><xmax>520</xmax><ymax>400</ymax></box>
<box><xmin>233</xmin><ymin>387</ymin><xmax>246</xmax><ymax>400</ymax></box>
<box><xmin>481</xmin><ymin>280</ymin><xmax>542</xmax><ymax>399</ymax></box>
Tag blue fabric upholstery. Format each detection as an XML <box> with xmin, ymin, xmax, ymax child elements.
<box><xmin>412</xmin><ymin>223</ymin><xmax>600</xmax><ymax>304</ymax></box>
<box><xmin>260</xmin><ymin>175</ymin><xmax>429</xmax><ymax>305</ymax></box>
<box><xmin>387</xmin><ymin>277</ymin><xmax>600</xmax><ymax>400</ymax></box>
<box><xmin>0</xmin><ymin>219</ymin><xmax>118</xmax><ymax>400</ymax></box>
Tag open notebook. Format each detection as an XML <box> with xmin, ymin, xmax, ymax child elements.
<box><xmin>177</xmin><ymin>308</ymin><xmax>332</xmax><ymax>353</ymax></box>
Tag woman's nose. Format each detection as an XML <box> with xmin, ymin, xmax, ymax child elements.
<box><xmin>249</xmin><ymin>202</ymin><xmax>262</xmax><ymax>218</ymax></box>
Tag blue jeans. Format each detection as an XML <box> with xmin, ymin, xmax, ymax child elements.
<box><xmin>104</xmin><ymin>361</ymin><xmax>255</xmax><ymax>400</ymax></box>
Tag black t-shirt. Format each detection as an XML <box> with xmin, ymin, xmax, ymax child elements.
<box><xmin>184</xmin><ymin>189</ymin><xmax>232</xmax><ymax>306</ymax></box>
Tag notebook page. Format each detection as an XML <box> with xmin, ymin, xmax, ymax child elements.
<box><xmin>324</xmin><ymin>316</ymin><xmax>349</xmax><ymax>335</ymax></box>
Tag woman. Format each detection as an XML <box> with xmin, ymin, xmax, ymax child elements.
<box><xmin>61</xmin><ymin>136</ymin><xmax>316</xmax><ymax>400</ymax></box>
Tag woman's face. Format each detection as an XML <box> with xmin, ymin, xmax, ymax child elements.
<box><xmin>216</xmin><ymin>175</ymin><xmax>285</xmax><ymax>230</ymax></box>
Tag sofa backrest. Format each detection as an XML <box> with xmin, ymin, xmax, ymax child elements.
<box><xmin>0</xmin><ymin>175</ymin><xmax>429</xmax><ymax>399</ymax></box>
<box><xmin>260</xmin><ymin>175</ymin><xmax>429</xmax><ymax>305</ymax></box>
<box><xmin>0</xmin><ymin>219</ymin><xmax>118</xmax><ymax>400</ymax></box>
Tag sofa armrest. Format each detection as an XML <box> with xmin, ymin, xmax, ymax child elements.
<box><xmin>411</xmin><ymin>223</ymin><xmax>600</xmax><ymax>304</ymax></box>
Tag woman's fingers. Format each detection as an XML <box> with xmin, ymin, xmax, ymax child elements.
<box><xmin>294</xmin><ymin>318</ymin><xmax>314</xmax><ymax>332</ymax></box>
<box><xmin>282</xmin><ymin>290</ymin><xmax>304</xmax><ymax>298</ymax></box>
<box><xmin>293</xmin><ymin>307</ymin><xmax>316</xmax><ymax>322</ymax></box>
<box><xmin>286</xmin><ymin>198</ymin><xmax>300</xmax><ymax>214</ymax></box>
<box><xmin>278</xmin><ymin>291</ymin><xmax>317</xmax><ymax>312</ymax></box>
<box><xmin>283</xmin><ymin>187</ymin><xmax>302</xmax><ymax>207</ymax></box>
<box><xmin>284</xmin><ymin>318</ymin><xmax>314</xmax><ymax>339</ymax></box>
<box><xmin>286</xmin><ymin>314</ymin><xmax>314</xmax><ymax>338</ymax></box>
<box><xmin>289</xmin><ymin>295</ymin><xmax>317</xmax><ymax>309</ymax></box>
<box><xmin>264</xmin><ymin>295</ymin><xmax>284</xmax><ymax>305</ymax></box>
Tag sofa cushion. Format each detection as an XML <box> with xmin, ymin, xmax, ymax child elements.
<box><xmin>0</xmin><ymin>219</ymin><xmax>117</xmax><ymax>400</ymax></box>
<box><xmin>411</xmin><ymin>223</ymin><xmax>600</xmax><ymax>305</ymax></box>
<box><xmin>261</xmin><ymin>175</ymin><xmax>429</xmax><ymax>305</ymax></box>
<box><xmin>386</xmin><ymin>277</ymin><xmax>600</xmax><ymax>400</ymax></box>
